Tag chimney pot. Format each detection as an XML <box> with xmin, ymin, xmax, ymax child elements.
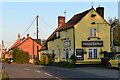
<box><xmin>58</xmin><ymin>16</ymin><xmax>65</xmax><ymax>28</ymax></box>
<box><xmin>18</xmin><ymin>33</ymin><xmax>20</xmax><ymax>39</ymax></box>
<box><xmin>23</xmin><ymin>37</ymin><xmax>26</xmax><ymax>40</ymax></box>
<box><xmin>27</xmin><ymin>34</ymin><xmax>30</xmax><ymax>38</ymax></box>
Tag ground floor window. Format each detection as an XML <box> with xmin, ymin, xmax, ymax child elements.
<box><xmin>55</xmin><ymin>49</ymin><xmax>58</xmax><ymax>59</ymax></box>
<box><xmin>62</xmin><ymin>49</ymin><xmax>66</xmax><ymax>59</ymax></box>
<box><xmin>61</xmin><ymin>48</ymin><xmax>73</xmax><ymax>60</ymax></box>
<box><xmin>88</xmin><ymin>48</ymin><xmax>98</xmax><ymax>58</ymax></box>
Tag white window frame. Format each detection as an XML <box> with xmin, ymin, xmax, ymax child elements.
<box><xmin>88</xmin><ymin>48</ymin><xmax>98</xmax><ymax>58</ymax></box>
<box><xmin>56</xmin><ymin>32</ymin><xmax>60</xmax><ymax>38</ymax></box>
<box><xmin>55</xmin><ymin>49</ymin><xmax>58</xmax><ymax>59</ymax></box>
<box><xmin>89</xmin><ymin>28</ymin><xmax>97</xmax><ymax>37</ymax></box>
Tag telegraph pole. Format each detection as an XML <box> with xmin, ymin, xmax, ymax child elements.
<box><xmin>36</xmin><ymin>15</ymin><xmax>39</xmax><ymax>63</ymax></box>
<box><xmin>36</xmin><ymin>15</ymin><xmax>39</xmax><ymax>39</ymax></box>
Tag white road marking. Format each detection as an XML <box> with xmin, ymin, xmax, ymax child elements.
<box><xmin>34</xmin><ymin>70</ymin><xmax>41</xmax><ymax>73</ymax></box>
<box><xmin>24</xmin><ymin>68</ymin><xmax>30</xmax><ymax>71</ymax></box>
<box><xmin>55</xmin><ymin>77</ymin><xmax>62</xmax><ymax>80</ymax></box>
<box><xmin>44</xmin><ymin>72</ymin><xmax>53</xmax><ymax>77</ymax></box>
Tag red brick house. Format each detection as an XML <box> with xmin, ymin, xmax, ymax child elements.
<box><xmin>10</xmin><ymin>34</ymin><xmax>42</xmax><ymax>63</ymax></box>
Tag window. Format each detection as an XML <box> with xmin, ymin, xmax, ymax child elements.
<box><xmin>55</xmin><ymin>49</ymin><xmax>58</xmax><ymax>59</ymax></box>
<box><xmin>63</xmin><ymin>31</ymin><xmax>66</xmax><ymax>39</ymax></box>
<box><xmin>90</xmin><ymin>28</ymin><xmax>97</xmax><ymax>37</ymax></box>
<box><xmin>56</xmin><ymin>32</ymin><xmax>60</xmax><ymax>38</ymax></box>
<box><xmin>62</xmin><ymin>49</ymin><xmax>66</xmax><ymax>59</ymax></box>
<box><xmin>88</xmin><ymin>48</ymin><xmax>98</xmax><ymax>58</ymax></box>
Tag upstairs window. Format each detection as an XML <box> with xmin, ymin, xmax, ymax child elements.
<box><xmin>90</xmin><ymin>28</ymin><xmax>97</xmax><ymax>37</ymax></box>
<box><xmin>56</xmin><ymin>32</ymin><xmax>60</xmax><ymax>38</ymax></box>
<box><xmin>62</xmin><ymin>31</ymin><xmax>66</xmax><ymax>39</ymax></box>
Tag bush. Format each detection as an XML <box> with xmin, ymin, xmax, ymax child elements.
<box><xmin>35</xmin><ymin>60</ymin><xmax>41</xmax><ymax>65</ymax></box>
<box><xmin>70</xmin><ymin>54</ymin><xmax>76</xmax><ymax>64</ymax></box>
<box><xmin>12</xmin><ymin>48</ymin><xmax>29</xmax><ymax>64</ymax></box>
<box><xmin>45</xmin><ymin>55</ymin><xmax>52</xmax><ymax>65</ymax></box>
<box><xmin>40</xmin><ymin>54</ymin><xmax>52</xmax><ymax>65</ymax></box>
<box><xmin>12</xmin><ymin>48</ymin><xmax>19</xmax><ymax>62</ymax></box>
<box><xmin>40</xmin><ymin>55</ymin><xmax>45</xmax><ymax>65</ymax></box>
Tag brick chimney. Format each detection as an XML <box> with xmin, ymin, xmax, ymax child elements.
<box><xmin>27</xmin><ymin>34</ymin><xmax>30</xmax><ymax>38</ymax></box>
<box><xmin>96</xmin><ymin>7</ymin><xmax>104</xmax><ymax>18</ymax></box>
<box><xmin>58</xmin><ymin>16</ymin><xmax>65</xmax><ymax>27</ymax></box>
<box><xmin>18</xmin><ymin>33</ymin><xmax>20</xmax><ymax>39</ymax></box>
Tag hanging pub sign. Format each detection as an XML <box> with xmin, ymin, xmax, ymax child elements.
<box><xmin>82</xmin><ymin>41</ymin><xmax>103</xmax><ymax>47</ymax></box>
<box><xmin>63</xmin><ymin>40</ymin><xmax>71</xmax><ymax>48</ymax></box>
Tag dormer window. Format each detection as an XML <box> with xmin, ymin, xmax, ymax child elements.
<box><xmin>89</xmin><ymin>28</ymin><xmax>97</xmax><ymax>37</ymax></box>
<box><xmin>56</xmin><ymin>32</ymin><xmax>60</xmax><ymax>38</ymax></box>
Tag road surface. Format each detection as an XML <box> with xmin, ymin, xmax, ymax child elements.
<box><xmin>3</xmin><ymin>63</ymin><xmax>120</xmax><ymax>80</ymax></box>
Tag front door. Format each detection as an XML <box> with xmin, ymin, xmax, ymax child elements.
<box><xmin>76</xmin><ymin>49</ymin><xmax>84</xmax><ymax>60</ymax></box>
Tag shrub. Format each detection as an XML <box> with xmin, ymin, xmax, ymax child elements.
<box><xmin>40</xmin><ymin>54</ymin><xmax>52</xmax><ymax>65</ymax></box>
<box><xmin>35</xmin><ymin>60</ymin><xmax>41</xmax><ymax>65</ymax></box>
<box><xmin>12</xmin><ymin>48</ymin><xmax>19</xmax><ymax>62</ymax></box>
<box><xmin>45</xmin><ymin>55</ymin><xmax>52</xmax><ymax>65</ymax></box>
<box><xmin>70</xmin><ymin>54</ymin><xmax>76</xmax><ymax>64</ymax></box>
<box><xmin>40</xmin><ymin>55</ymin><xmax>45</xmax><ymax>65</ymax></box>
<box><xmin>12</xmin><ymin>48</ymin><xmax>29</xmax><ymax>64</ymax></box>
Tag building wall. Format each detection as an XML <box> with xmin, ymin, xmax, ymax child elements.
<box><xmin>74</xmin><ymin>9</ymin><xmax>111</xmax><ymax>64</ymax></box>
<box><xmin>47</xmin><ymin>28</ymin><xmax>74</xmax><ymax>62</ymax></box>
<box><xmin>18</xmin><ymin>38</ymin><xmax>42</xmax><ymax>63</ymax></box>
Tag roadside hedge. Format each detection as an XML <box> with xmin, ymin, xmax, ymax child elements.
<box><xmin>12</xmin><ymin>48</ymin><xmax>29</xmax><ymax>64</ymax></box>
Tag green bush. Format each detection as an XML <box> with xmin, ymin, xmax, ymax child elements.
<box><xmin>70</xmin><ymin>54</ymin><xmax>76</xmax><ymax>64</ymax></box>
<box><xmin>40</xmin><ymin>54</ymin><xmax>52</xmax><ymax>65</ymax></box>
<box><xmin>12</xmin><ymin>48</ymin><xmax>29</xmax><ymax>64</ymax></box>
<box><xmin>12</xmin><ymin>48</ymin><xmax>19</xmax><ymax>62</ymax></box>
<box><xmin>40</xmin><ymin>55</ymin><xmax>45</xmax><ymax>65</ymax></box>
<box><xmin>45</xmin><ymin>55</ymin><xmax>52</xmax><ymax>65</ymax></box>
<box><xmin>35</xmin><ymin>60</ymin><xmax>41</xmax><ymax>65</ymax></box>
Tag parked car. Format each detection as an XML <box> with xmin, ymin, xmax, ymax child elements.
<box><xmin>108</xmin><ymin>53</ymin><xmax>120</xmax><ymax>69</ymax></box>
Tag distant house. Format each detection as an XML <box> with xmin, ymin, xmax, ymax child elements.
<box><xmin>39</xmin><ymin>44</ymin><xmax>48</xmax><ymax>60</ymax></box>
<box><xmin>40</xmin><ymin>6</ymin><xmax>111</xmax><ymax>64</ymax></box>
<box><xmin>10</xmin><ymin>34</ymin><xmax>42</xmax><ymax>63</ymax></box>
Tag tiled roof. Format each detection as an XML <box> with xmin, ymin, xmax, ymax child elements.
<box><xmin>11</xmin><ymin>37</ymin><xmax>42</xmax><ymax>49</ymax></box>
<box><xmin>34</xmin><ymin>39</ymin><xmax>41</xmax><ymax>45</ymax></box>
<box><xmin>58</xmin><ymin>8</ymin><xmax>92</xmax><ymax>31</ymax></box>
<box><xmin>39</xmin><ymin>46</ymin><xmax>47</xmax><ymax>51</ymax></box>
<box><xmin>10</xmin><ymin>39</ymin><xmax>21</xmax><ymax>49</ymax></box>
<box><xmin>39</xmin><ymin>43</ymin><xmax>48</xmax><ymax>51</ymax></box>
<box><xmin>47</xmin><ymin>8</ymin><xmax>92</xmax><ymax>41</ymax></box>
<box><xmin>47</xmin><ymin>28</ymin><xmax>58</xmax><ymax>41</ymax></box>
<box><xmin>16</xmin><ymin>37</ymin><xmax>42</xmax><ymax>47</ymax></box>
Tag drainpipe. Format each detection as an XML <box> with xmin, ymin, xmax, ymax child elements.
<box><xmin>110</xmin><ymin>23</ymin><xmax>115</xmax><ymax>50</ymax></box>
<box><xmin>73</xmin><ymin>27</ymin><xmax>76</xmax><ymax>63</ymax></box>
